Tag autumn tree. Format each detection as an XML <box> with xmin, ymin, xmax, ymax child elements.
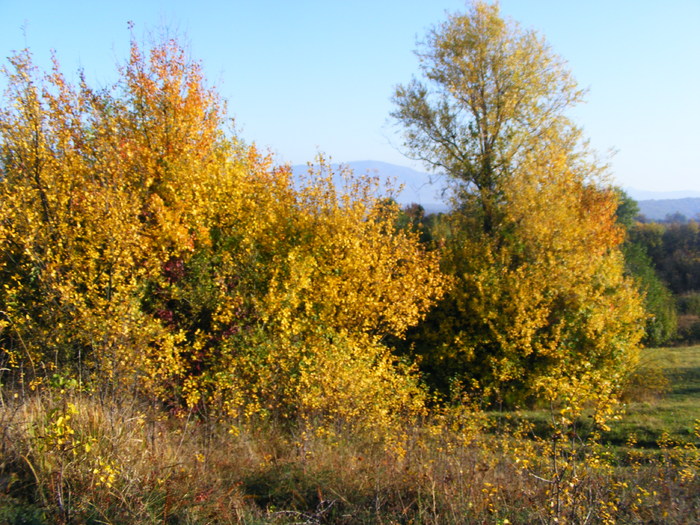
<box><xmin>0</xmin><ymin>37</ymin><xmax>446</xmax><ymax>437</ymax></box>
<box><xmin>392</xmin><ymin>0</ymin><xmax>584</xmax><ymax>233</ymax></box>
<box><xmin>392</xmin><ymin>1</ymin><xmax>645</xmax><ymax>416</ymax></box>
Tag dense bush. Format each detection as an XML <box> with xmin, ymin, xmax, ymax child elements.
<box><xmin>390</xmin><ymin>2</ymin><xmax>645</xmax><ymax>414</ymax></box>
<box><xmin>0</xmin><ymin>38</ymin><xmax>445</xmax><ymax>439</ymax></box>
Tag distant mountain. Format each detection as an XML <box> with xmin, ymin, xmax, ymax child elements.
<box><xmin>292</xmin><ymin>160</ymin><xmax>451</xmax><ymax>215</ymax></box>
<box><xmin>625</xmin><ymin>188</ymin><xmax>700</xmax><ymax>201</ymax></box>
<box><xmin>290</xmin><ymin>161</ymin><xmax>700</xmax><ymax>220</ymax></box>
<box><xmin>623</xmin><ymin>188</ymin><xmax>700</xmax><ymax>222</ymax></box>
<box><xmin>636</xmin><ymin>198</ymin><xmax>700</xmax><ymax>221</ymax></box>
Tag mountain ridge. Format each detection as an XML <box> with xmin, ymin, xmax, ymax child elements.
<box><xmin>291</xmin><ymin>160</ymin><xmax>700</xmax><ymax>219</ymax></box>
<box><xmin>291</xmin><ymin>160</ymin><xmax>450</xmax><ymax>214</ymax></box>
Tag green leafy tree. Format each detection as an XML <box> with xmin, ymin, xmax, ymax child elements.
<box><xmin>630</xmin><ymin>221</ymin><xmax>700</xmax><ymax>295</ymax></box>
<box><xmin>622</xmin><ymin>242</ymin><xmax>677</xmax><ymax>346</ymax></box>
<box><xmin>614</xmin><ymin>187</ymin><xmax>641</xmax><ymax>229</ymax></box>
<box><xmin>614</xmin><ymin>189</ymin><xmax>677</xmax><ymax>346</ymax></box>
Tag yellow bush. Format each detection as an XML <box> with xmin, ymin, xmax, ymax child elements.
<box><xmin>0</xmin><ymin>38</ymin><xmax>446</xmax><ymax>435</ymax></box>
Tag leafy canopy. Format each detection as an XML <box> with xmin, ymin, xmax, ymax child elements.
<box><xmin>392</xmin><ymin>2</ymin><xmax>645</xmax><ymax>417</ymax></box>
<box><xmin>0</xmin><ymin>36</ymin><xmax>446</xmax><ymax>438</ymax></box>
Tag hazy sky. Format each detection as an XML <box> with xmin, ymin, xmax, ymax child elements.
<box><xmin>1</xmin><ymin>1</ymin><xmax>698</xmax><ymax>191</ymax></box>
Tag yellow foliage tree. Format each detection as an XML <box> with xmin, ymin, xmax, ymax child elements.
<box><xmin>392</xmin><ymin>2</ymin><xmax>645</xmax><ymax>416</ymax></box>
<box><xmin>0</xmin><ymin>37</ymin><xmax>446</xmax><ymax>436</ymax></box>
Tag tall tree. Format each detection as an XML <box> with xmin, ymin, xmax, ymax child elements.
<box><xmin>392</xmin><ymin>0</ymin><xmax>585</xmax><ymax>233</ymax></box>
<box><xmin>392</xmin><ymin>2</ymin><xmax>645</xmax><ymax>418</ymax></box>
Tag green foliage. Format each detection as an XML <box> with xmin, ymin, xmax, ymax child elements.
<box><xmin>678</xmin><ymin>292</ymin><xmax>700</xmax><ymax>316</ymax></box>
<box><xmin>622</xmin><ymin>241</ymin><xmax>677</xmax><ymax>346</ymax></box>
<box><xmin>626</xmin><ymin>219</ymin><xmax>700</xmax><ymax>344</ymax></box>
<box><xmin>615</xmin><ymin>188</ymin><xmax>676</xmax><ymax>345</ymax></box>
<box><xmin>677</xmin><ymin>292</ymin><xmax>700</xmax><ymax>344</ymax></box>
<box><xmin>630</xmin><ymin>220</ymin><xmax>700</xmax><ymax>295</ymax></box>
<box><xmin>659</xmin><ymin>221</ymin><xmax>700</xmax><ymax>294</ymax></box>
<box><xmin>614</xmin><ymin>187</ymin><xmax>641</xmax><ymax>229</ymax></box>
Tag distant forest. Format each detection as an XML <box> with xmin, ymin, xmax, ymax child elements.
<box><xmin>627</xmin><ymin>216</ymin><xmax>700</xmax><ymax>343</ymax></box>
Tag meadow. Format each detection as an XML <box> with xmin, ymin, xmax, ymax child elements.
<box><xmin>1</xmin><ymin>346</ymin><xmax>698</xmax><ymax>524</ymax></box>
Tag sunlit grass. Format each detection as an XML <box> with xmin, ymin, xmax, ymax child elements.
<box><xmin>610</xmin><ymin>345</ymin><xmax>700</xmax><ymax>447</ymax></box>
<box><xmin>1</xmin><ymin>346</ymin><xmax>698</xmax><ymax>523</ymax></box>
<box><xmin>487</xmin><ymin>346</ymin><xmax>700</xmax><ymax>448</ymax></box>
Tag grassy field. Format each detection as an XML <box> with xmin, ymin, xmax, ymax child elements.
<box><xmin>611</xmin><ymin>345</ymin><xmax>700</xmax><ymax>447</ymax></box>
<box><xmin>1</xmin><ymin>347</ymin><xmax>699</xmax><ymax>524</ymax></box>
<box><xmin>486</xmin><ymin>345</ymin><xmax>700</xmax><ymax>450</ymax></box>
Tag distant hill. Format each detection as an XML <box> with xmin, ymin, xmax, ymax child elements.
<box><xmin>290</xmin><ymin>161</ymin><xmax>700</xmax><ymax>220</ymax></box>
<box><xmin>292</xmin><ymin>160</ymin><xmax>450</xmax><ymax>214</ymax></box>
<box><xmin>636</xmin><ymin>198</ymin><xmax>700</xmax><ymax>221</ymax></box>
<box><xmin>625</xmin><ymin>188</ymin><xmax>700</xmax><ymax>201</ymax></box>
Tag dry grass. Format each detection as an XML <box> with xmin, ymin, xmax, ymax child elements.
<box><xmin>1</xmin><ymin>358</ymin><xmax>699</xmax><ymax>524</ymax></box>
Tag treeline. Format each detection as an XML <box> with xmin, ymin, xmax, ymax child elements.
<box><xmin>628</xmin><ymin>218</ymin><xmax>700</xmax><ymax>343</ymax></box>
<box><xmin>0</xmin><ymin>3</ymin><xmax>650</xmax><ymax>424</ymax></box>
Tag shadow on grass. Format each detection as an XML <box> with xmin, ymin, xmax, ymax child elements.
<box><xmin>666</xmin><ymin>366</ymin><xmax>700</xmax><ymax>396</ymax></box>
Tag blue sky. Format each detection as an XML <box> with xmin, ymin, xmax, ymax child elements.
<box><xmin>1</xmin><ymin>1</ymin><xmax>698</xmax><ymax>191</ymax></box>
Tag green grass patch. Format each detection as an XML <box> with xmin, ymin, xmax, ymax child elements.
<box><xmin>483</xmin><ymin>346</ymin><xmax>700</xmax><ymax>450</ymax></box>
<box><xmin>609</xmin><ymin>345</ymin><xmax>700</xmax><ymax>447</ymax></box>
